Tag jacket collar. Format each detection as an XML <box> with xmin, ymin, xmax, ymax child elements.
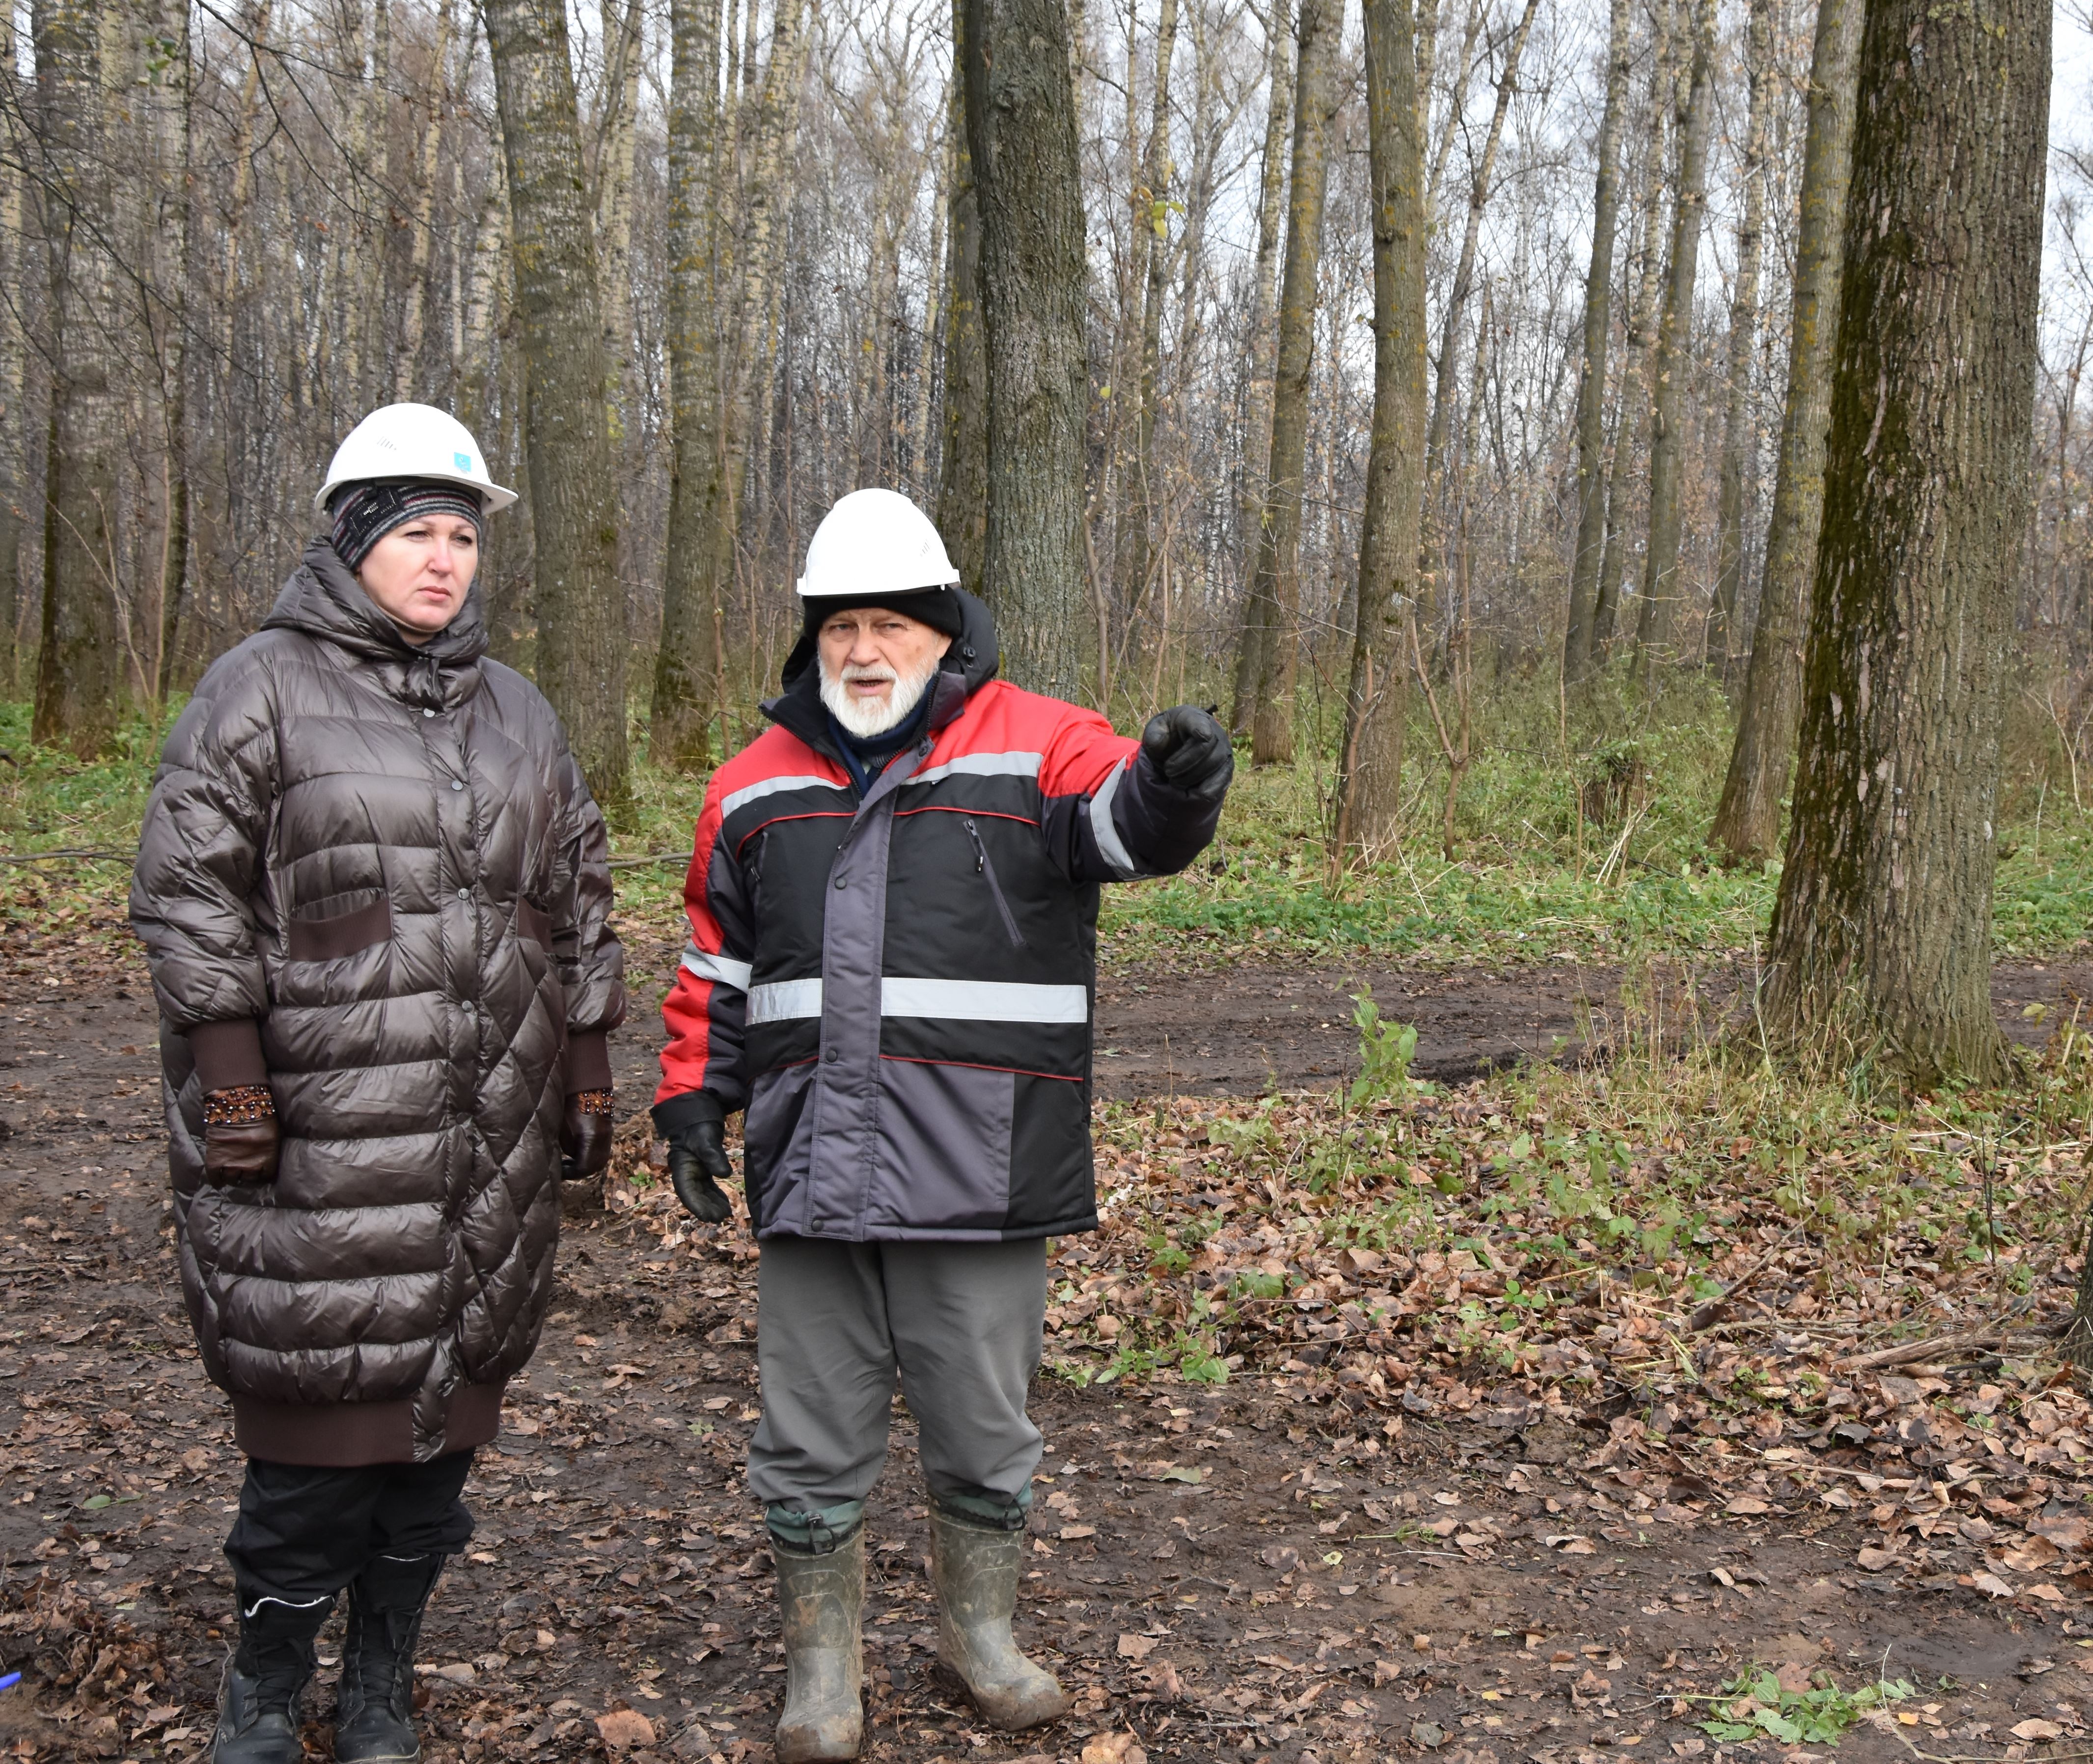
<box><xmin>262</xmin><ymin>540</ymin><xmax>489</xmax><ymax>711</ymax></box>
<box><xmin>762</xmin><ymin>587</ymin><xmax>997</xmax><ymax>761</ymax></box>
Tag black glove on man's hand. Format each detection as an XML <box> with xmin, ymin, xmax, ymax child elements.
<box><xmin>653</xmin><ymin>1092</ymin><xmax>734</xmax><ymax>1223</ymax></box>
<box><xmin>1141</xmin><ymin>704</ymin><xmax>1234</xmax><ymax>802</ymax></box>
<box><xmin>561</xmin><ymin>1089</ymin><xmax>615</xmax><ymax>1181</ymax></box>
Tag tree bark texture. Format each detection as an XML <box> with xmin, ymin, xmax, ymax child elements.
<box><xmin>1591</xmin><ymin>0</ymin><xmax>1673</xmax><ymax>656</ymax></box>
<box><xmin>937</xmin><ymin>0</ymin><xmax>988</xmax><ymax>598</ymax></box>
<box><xmin>1707</xmin><ymin>0</ymin><xmax>1772</xmax><ymax>679</ymax></box>
<box><xmin>962</xmin><ymin>0</ymin><xmax>1091</xmax><ymax>699</ymax></box>
<box><xmin>1630</xmin><ymin>0</ymin><xmax>1715</xmax><ymax>680</ymax></box>
<box><xmin>1562</xmin><ymin>0</ymin><xmax>1631</xmax><ymax>685</ymax></box>
<box><xmin>32</xmin><ymin>0</ymin><xmax>122</xmax><ymax>758</ymax></box>
<box><xmin>1229</xmin><ymin>0</ymin><xmax>1294</xmax><ymax>732</ymax></box>
<box><xmin>1709</xmin><ymin>0</ymin><xmax>1864</xmax><ymax>864</ymax></box>
<box><xmin>484</xmin><ymin>0</ymin><xmax>632</xmax><ymax>817</ymax></box>
<box><xmin>1237</xmin><ymin>0</ymin><xmax>1341</xmax><ymax>764</ymax></box>
<box><xmin>1334</xmin><ymin>0</ymin><xmax>1429</xmax><ymax>863</ymax></box>
<box><xmin>1124</xmin><ymin>0</ymin><xmax>1180</xmax><ymax>632</ymax></box>
<box><xmin>650</xmin><ymin>0</ymin><xmax>724</xmax><ymax>775</ymax></box>
<box><xmin>1761</xmin><ymin>0</ymin><xmax>2048</xmax><ymax>1086</ymax></box>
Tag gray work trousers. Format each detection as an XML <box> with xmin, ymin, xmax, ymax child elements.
<box><xmin>746</xmin><ymin>1236</ymin><xmax>1048</xmax><ymax>1546</ymax></box>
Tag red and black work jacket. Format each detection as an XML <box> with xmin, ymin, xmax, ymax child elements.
<box><xmin>656</xmin><ymin>590</ymin><xmax>1222</xmax><ymax>1240</ymax></box>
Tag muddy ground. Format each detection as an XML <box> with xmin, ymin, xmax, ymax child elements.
<box><xmin>3</xmin><ymin>945</ymin><xmax>2091</xmax><ymax>1764</ymax></box>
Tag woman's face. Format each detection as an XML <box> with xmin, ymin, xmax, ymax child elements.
<box><xmin>356</xmin><ymin>512</ymin><xmax>479</xmax><ymax>642</ymax></box>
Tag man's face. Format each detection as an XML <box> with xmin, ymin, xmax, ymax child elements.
<box><xmin>816</xmin><ymin>605</ymin><xmax>952</xmax><ymax>738</ymax></box>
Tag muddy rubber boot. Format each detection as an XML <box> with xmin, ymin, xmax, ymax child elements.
<box><xmin>334</xmin><ymin>1553</ymin><xmax>445</xmax><ymax>1763</ymax></box>
<box><xmin>209</xmin><ymin>1590</ymin><xmax>330</xmax><ymax>1764</ymax></box>
<box><xmin>772</xmin><ymin>1529</ymin><xmax>865</xmax><ymax>1763</ymax></box>
<box><xmin>928</xmin><ymin>1506</ymin><xmax>1068</xmax><ymax>1731</ymax></box>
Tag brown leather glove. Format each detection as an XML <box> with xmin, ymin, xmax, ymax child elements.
<box><xmin>562</xmin><ymin>1089</ymin><xmax>614</xmax><ymax>1181</ymax></box>
<box><xmin>202</xmin><ymin>1086</ymin><xmax>280</xmax><ymax>1184</ymax></box>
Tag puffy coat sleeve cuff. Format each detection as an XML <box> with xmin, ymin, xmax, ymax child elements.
<box><xmin>652</xmin><ymin>1090</ymin><xmax>725</xmax><ymax>1136</ymax></box>
<box><xmin>188</xmin><ymin>1019</ymin><xmax>268</xmax><ymax>1091</ymax></box>
<box><xmin>565</xmin><ymin>1030</ymin><xmax>614</xmax><ymax>1094</ymax></box>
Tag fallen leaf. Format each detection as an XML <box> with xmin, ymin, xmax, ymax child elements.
<box><xmin>1974</xmin><ymin>1572</ymin><xmax>2016</xmax><ymax>1599</ymax></box>
<box><xmin>1117</xmin><ymin>1633</ymin><xmax>1158</xmax><ymax>1660</ymax></box>
<box><xmin>1145</xmin><ymin>1659</ymin><xmax>1187</xmax><ymax>1701</ymax></box>
<box><xmin>1724</xmin><ymin>1495</ymin><xmax>1771</xmax><ymax>1516</ymax></box>
<box><xmin>1060</xmin><ymin>1523</ymin><xmax>1097</xmax><ymax>1540</ymax></box>
<box><xmin>2033</xmin><ymin>1515</ymin><xmax>2093</xmax><ymax>1552</ymax></box>
<box><xmin>1080</xmin><ymin>1734</ymin><xmax>1148</xmax><ymax>1764</ymax></box>
<box><xmin>1855</xmin><ymin>1547</ymin><xmax>1901</xmax><ymax>1572</ymax></box>
<box><xmin>1261</xmin><ymin>1544</ymin><xmax>1299</xmax><ymax>1572</ymax></box>
<box><xmin>2028</xmin><ymin>1584</ymin><xmax>2067</xmax><ymax>1604</ymax></box>
<box><xmin>2013</xmin><ymin>1719</ymin><xmax>2065</xmax><ymax>1741</ymax></box>
<box><xmin>596</xmin><ymin>1709</ymin><xmax>656</xmax><ymax>1749</ymax></box>
<box><xmin>1412</xmin><ymin>1719</ymin><xmax>1448</xmax><ymax>1749</ymax></box>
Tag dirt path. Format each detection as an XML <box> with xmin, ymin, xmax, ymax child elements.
<box><xmin>1092</xmin><ymin>959</ymin><xmax>2093</xmax><ymax>1095</ymax></box>
<box><xmin>1</xmin><ymin>959</ymin><xmax>2083</xmax><ymax>1764</ymax></box>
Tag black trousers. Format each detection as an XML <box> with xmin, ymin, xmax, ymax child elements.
<box><xmin>223</xmin><ymin>1451</ymin><xmax>476</xmax><ymax>1608</ymax></box>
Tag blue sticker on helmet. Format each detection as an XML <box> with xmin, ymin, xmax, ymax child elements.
<box><xmin>454</xmin><ymin>451</ymin><xmax>472</xmax><ymax>470</ymax></box>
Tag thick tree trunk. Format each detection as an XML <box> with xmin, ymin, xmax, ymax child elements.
<box><xmin>1630</xmin><ymin>0</ymin><xmax>1715</xmax><ymax>681</ymax></box>
<box><xmin>484</xmin><ymin>0</ymin><xmax>632</xmax><ymax>817</ymax></box>
<box><xmin>649</xmin><ymin>0</ymin><xmax>724</xmax><ymax>775</ymax></box>
<box><xmin>593</xmin><ymin>0</ymin><xmax>643</xmax><ymax>437</ymax></box>
<box><xmin>1562</xmin><ymin>0</ymin><xmax>1631</xmax><ymax>684</ymax></box>
<box><xmin>1333</xmin><ymin>0</ymin><xmax>1429</xmax><ymax>863</ymax></box>
<box><xmin>1761</xmin><ymin>0</ymin><xmax>2047</xmax><ymax>1086</ymax></box>
<box><xmin>962</xmin><ymin>0</ymin><xmax>1090</xmax><ymax>699</ymax></box>
<box><xmin>1709</xmin><ymin>0</ymin><xmax>1865</xmax><ymax>863</ymax></box>
<box><xmin>1229</xmin><ymin>0</ymin><xmax>1294</xmax><ymax>733</ymax></box>
<box><xmin>1707</xmin><ymin>0</ymin><xmax>1772</xmax><ymax>679</ymax></box>
<box><xmin>936</xmin><ymin>0</ymin><xmax>989</xmax><ymax>598</ymax></box>
<box><xmin>1590</xmin><ymin>0</ymin><xmax>1673</xmax><ymax>656</ymax></box>
<box><xmin>31</xmin><ymin>0</ymin><xmax>121</xmax><ymax>758</ymax></box>
<box><xmin>1237</xmin><ymin>0</ymin><xmax>1340</xmax><ymax>764</ymax></box>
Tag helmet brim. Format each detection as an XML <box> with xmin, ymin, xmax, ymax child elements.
<box><xmin>313</xmin><ymin>469</ymin><xmax>518</xmax><ymax>520</ymax></box>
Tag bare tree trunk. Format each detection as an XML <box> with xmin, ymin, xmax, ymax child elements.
<box><xmin>1562</xmin><ymin>0</ymin><xmax>1630</xmax><ymax>684</ymax></box>
<box><xmin>1590</xmin><ymin>0</ymin><xmax>1673</xmax><ymax>656</ymax></box>
<box><xmin>1761</xmin><ymin>0</ymin><xmax>2047</xmax><ymax>1085</ymax></box>
<box><xmin>392</xmin><ymin>0</ymin><xmax>455</xmax><ymax>400</ymax></box>
<box><xmin>1236</xmin><ymin>0</ymin><xmax>1340</xmax><ymax>763</ymax></box>
<box><xmin>962</xmin><ymin>0</ymin><xmax>1091</xmax><ymax>698</ymax></box>
<box><xmin>1629</xmin><ymin>0</ymin><xmax>1715</xmax><ymax>681</ymax></box>
<box><xmin>154</xmin><ymin>0</ymin><xmax>192</xmax><ymax>705</ymax></box>
<box><xmin>936</xmin><ymin>0</ymin><xmax>988</xmax><ymax>597</ymax></box>
<box><xmin>592</xmin><ymin>0</ymin><xmax>642</xmax><ymax>436</ymax></box>
<box><xmin>31</xmin><ymin>0</ymin><xmax>121</xmax><ymax>757</ymax></box>
<box><xmin>1228</xmin><ymin>0</ymin><xmax>1293</xmax><ymax>732</ymax></box>
<box><xmin>1123</xmin><ymin>0</ymin><xmax>1179</xmax><ymax>635</ymax></box>
<box><xmin>0</xmin><ymin>0</ymin><xmax>30</xmax><ymax>694</ymax></box>
<box><xmin>650</xmin><ymin>0</ymin><xmax>724</xmax><ymax>775</ymax></box>
<box><xmin>1420</xmin><ymin>0</ymin><xmax>1540</xmax><ymax>609</ymax></box>
<box><xmin>1706</xmin><ymin>0</ymin><xmax>1772</xmax><ymax>679</ymax></box>
<box><xmin>484</xmin><ymin>0</ymin><xmax>632</xmax><ymax>817</ymax></box>
<box><xmin>1709</xmin><ymin>0</ymin><xmax>1864</xmax><ymax>863</ymax></box>
<box><xmin>1333</xmin><ymin>0</ymin><xmax>1429</xmax><ymax>863</ymax></box>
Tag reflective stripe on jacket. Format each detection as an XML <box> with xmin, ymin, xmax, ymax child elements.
<box><xmin>657</xmin><ymin>590</ymin><xmax>1221</xmax><ymax>1241</ymax></box>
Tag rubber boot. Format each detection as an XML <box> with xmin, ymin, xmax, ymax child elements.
<box><xmin>771</xmin><ymin>1529</ymin><xmax>865</xmax><ymax>1763</ymax></box>
<box><xmin>928</xmin><ymin>1506</ymin><xmax>1068</xmax><ymax>1731</ymax></box>
<box><xmin>209</xmin><ymin>1589</ymin><xmax>331</xmax><ymax>1764</ymax></box>
<box><xmin>334</xmin><ymin>1553</ymin><xmax>445</xmax><ymax>1763</ymax></box>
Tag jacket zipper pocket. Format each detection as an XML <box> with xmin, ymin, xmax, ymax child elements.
<box><xmin>963</xmin><ymin>818</ymin><xmax>1026</xmax><ymax>948</ymax></box>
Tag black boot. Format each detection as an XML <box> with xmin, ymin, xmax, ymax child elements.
<box><xmin>334</xmin><ymin>1553</ymin><xmax>445</xmax><ymax>1763</ymax></box>
<box><xmin>210</xmin><ymin>1590</ymin><xmax>331</xmax><ymax>1764</ymax></box>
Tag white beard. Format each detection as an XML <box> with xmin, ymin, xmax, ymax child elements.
<box><xmin>820</xmin><ymin>652</ymin><xmax>940</xmax><ymax>739</ymax></box>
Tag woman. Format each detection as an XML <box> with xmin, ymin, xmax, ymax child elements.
<box><xmin>131</xmin><ymin>402</ymin><xmax>626</xmax><ymax>1764</ymax></box>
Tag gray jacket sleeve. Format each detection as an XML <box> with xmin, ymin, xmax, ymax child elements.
<box><xmin>128</xmin><ymin>661</ymin><xmax>279</xmax><ymax>1032</ymax></box>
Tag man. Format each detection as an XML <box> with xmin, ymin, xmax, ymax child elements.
<box><xmin>653</xmin><ymin>487</ymin><xmax>1231</xmax><ymax>1764</ymax></box>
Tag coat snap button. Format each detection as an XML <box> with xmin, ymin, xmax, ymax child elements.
<box><xmin>833</xmin><ymin>875</ymin><xmax>847</xmax><ymax>889</ymax></box>
<box><xmin>451</xmin><ymin>780</ymin><xmax>464</xmax><ymax>792</ymax></box>
<box><xmin>458</xmin><ymin>888</ymin><xmax>470</xmax><ymax>900</ymax></box>
<box><xmin>824</xmin><ymin>1048</ymin><xmax>840</xmax><ymax>1063</ymax></box>
<box><xmin>422</xmin><ymin>708</ymin><xmax>435</xmax><ymax>718</ymax></box>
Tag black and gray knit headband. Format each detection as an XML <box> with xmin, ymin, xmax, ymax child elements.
<box><xmin>329</xmin><ymin>479</ymin><xmax>485</xmax><ymax>572</ymax></box>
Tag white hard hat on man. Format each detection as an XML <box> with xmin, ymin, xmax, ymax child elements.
<box><xmin>797</xmin><ymin>487</ymin><xmax>959</xmax><ymax>600</ymax></box>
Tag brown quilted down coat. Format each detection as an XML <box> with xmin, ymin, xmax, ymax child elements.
<box><xmin>131</xmin><ymin>542</ymin><xmax>625</xmax><ymax>1465</ymax></box>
